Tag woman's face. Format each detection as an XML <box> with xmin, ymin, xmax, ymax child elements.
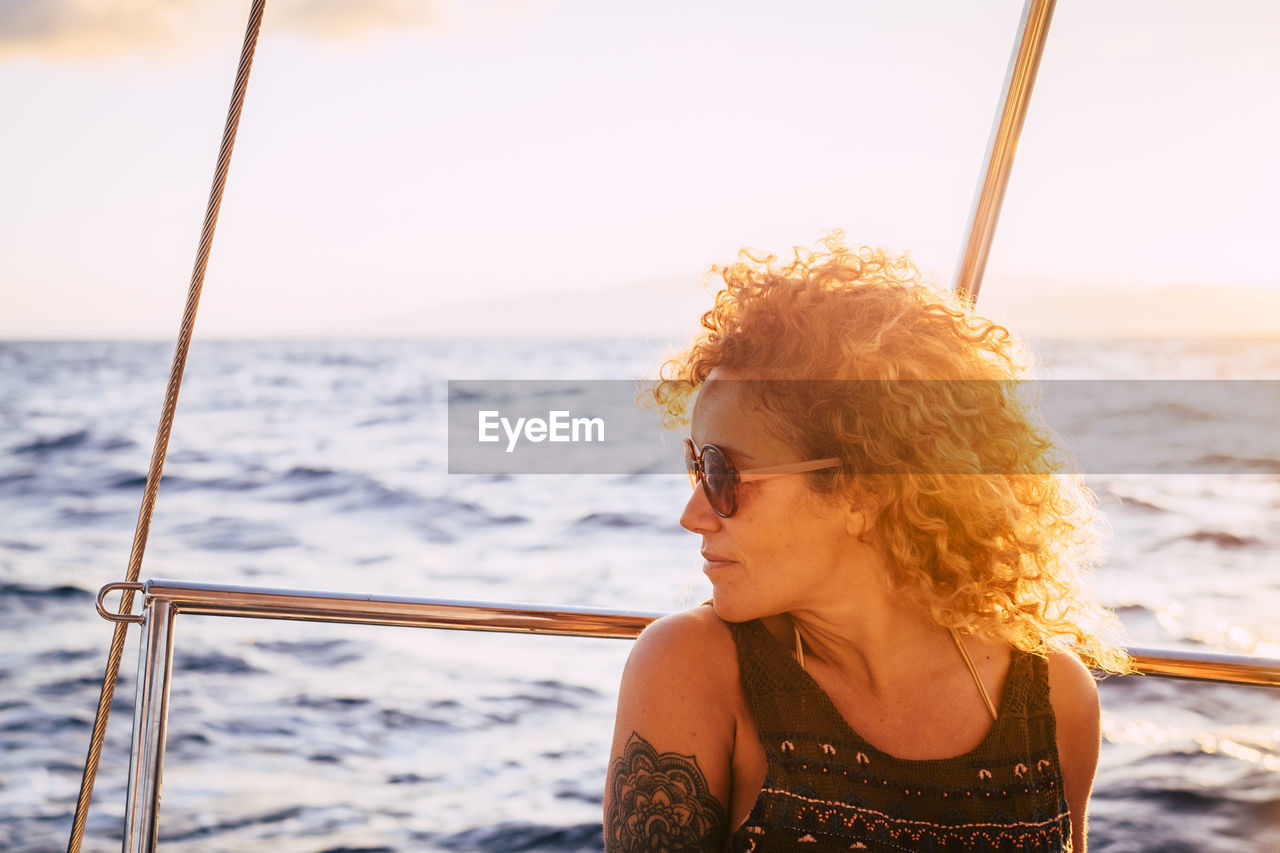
<box><xmin>680</xmin><ymin>369</ymin><xmax>871</xmax><ymax>622</ymax></box>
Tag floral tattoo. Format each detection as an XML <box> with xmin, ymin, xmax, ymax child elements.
<box><xmin>605</xmin><ymin>733</ymin><xmax>726</xmax><ymax>852</ymax></box>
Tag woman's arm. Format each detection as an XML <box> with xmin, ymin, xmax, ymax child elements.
<box><xmin>604</xmin><ymin>608</ymin><xmax>737</xmax><ymax>852</ymax></box>
<box><xmin>1047</xmin><ymin>650</ymin><xmax>1102</xmax><ymax>853</ymax></box>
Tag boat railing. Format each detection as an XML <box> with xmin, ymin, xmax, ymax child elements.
<box><xmin>96</xmin><ymin>578</ymin><xmax>1280</xmax><ymax>853</ymax></box>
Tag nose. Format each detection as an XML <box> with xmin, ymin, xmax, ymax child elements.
<box><xmin>680</xmin><ymin>480</ymin><xmax>722</xmax><ymax>533</ymax></box>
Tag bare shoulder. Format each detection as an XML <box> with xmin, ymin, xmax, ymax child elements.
<box><xmin>1045</xmin><ymin>648</ymin><xmax>1100</xmax><ymax>722</ymax></box>
<box><xmin>637</xmin><ymin>602</ymin><xmax>735</xmax><ymax>646</ymax></box>
<box><xmin>605</xmin><ymin>605</ymin><xmax>738</xmax><ymax>852</ymax></box>
<box><xmin>630</xmin><ymin>604</ymin><xmax>736</xmax><ymax>662</ymax></box>
<box><xmin>620</xmin><ymin>605</ymin><xmax>739</xmax><ymax>706</ymax></box>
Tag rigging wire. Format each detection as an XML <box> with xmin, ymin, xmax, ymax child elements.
<box><xmin>65</xmin><ymin>2</ymin><xmax>268</xmax><ymax>850</ymax></box>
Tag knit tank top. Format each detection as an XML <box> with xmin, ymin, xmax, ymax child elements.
<box><xmin>726</xmin><ymin>619</ymin><xmax>1071</xmax><ymax>852</ymax></box>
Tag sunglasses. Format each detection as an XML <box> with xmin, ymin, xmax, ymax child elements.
<box><xmin>684</xmin><ymin>438</ymin><xmax>842</xmax><ymax>518</ymax></box>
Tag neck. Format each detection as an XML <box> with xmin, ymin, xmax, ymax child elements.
<box><xmin>764</xmin><ymin>570</ymin><xmax>950</xmax><ymax>694</ymax></box>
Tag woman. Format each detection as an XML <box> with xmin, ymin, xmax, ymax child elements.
<box><xmin>604</xmin><ymin>235</ymin><xmax>1129</xmax><ymax>852</ymax></box>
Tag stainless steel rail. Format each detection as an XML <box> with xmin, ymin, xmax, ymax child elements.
<box><xmin>98</xmin><ymin>579</ymin><xmax>1280</xmax><ymax>686</ymax></box>
<box><xmin>95</xmin><ymin>579</ymin><xmax>663</xmax><ymax>853</ymax></box>
<box><xmin>96</xmin><ymin>579</ymin><xmax>663</xmax><ymax>638</ymax></box>
<box><xmin>96</xmin><ymin>578</ymin><xmax>1280</xmax><ymax>853</ymax></box>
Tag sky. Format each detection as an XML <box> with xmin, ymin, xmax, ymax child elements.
<box><xmin>2</xmin><ymin>0</ymin><xmax>1279</xmax><ymax>339</ymax></box>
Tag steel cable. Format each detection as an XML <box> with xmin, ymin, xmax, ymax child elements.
<box><xmin>66</xmin><ymin>2</ymin><xmax>267</xmax><ymax>850</ymax></box>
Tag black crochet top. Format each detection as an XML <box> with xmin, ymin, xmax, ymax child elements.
<box><xmin>726</xmin><ymin>619</ymin><xmax>1071</xmax><ymax>852</ymax></box>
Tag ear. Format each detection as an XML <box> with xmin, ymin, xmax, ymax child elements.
<box><xmin>844</xmin><ymin>505</ymin><xmax>872</xmax><ymax>539</ymax></box>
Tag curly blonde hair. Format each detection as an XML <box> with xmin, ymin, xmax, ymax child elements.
<box><xmin>656</xmin><ymin>232</ymin><xmax>1130</xmax><ymax>673</ymax></box>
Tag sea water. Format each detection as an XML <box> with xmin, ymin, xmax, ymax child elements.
<box><xmin>1</xmin><ymin>338</ymin><xmax>1278</xmax><ymax>852</ymax></box>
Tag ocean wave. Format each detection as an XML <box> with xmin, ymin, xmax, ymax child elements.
<box><xmin>388</xmin><ymin>771</ymin><xmax>440</xmax><ymax>785</ymax></box>
<box><xmin>0</xmin><ymin>583</ymin><xmax>95</xmax><ymax>618</ymax></box>
<box><xmin>175</xmin><ymin>517</ymin><xmax>300</xmax><ymax>552</ymax></box>
<box><xmin>255</xmin><ymin>638</ymin><xmax>366</xmax><ymax>667</ymax></box>
<box><xmin>56</xmin><ymin>505</ymin><xmax>128</xmax><ymax>525</ymax></box>
<box><xmin>378</xmin><ymin>708</ymin><xmax>455</xmax><ymax>730</ymax></box>
<box><xmin>33</xmin><ymin>647</ymin><xmax>98</xmax><ymax>663</ymax></box>
<box><xmin>175</xmin><ymin>651</ymin><xmax>263</xmax><ymax>675</ymax></box>
<box><xmin>1093</xmin><ymin>780</ymin><xmax>1277</xmax><ymax>851</ymax></box>
<box><xmin>105</xmin><ymin>467</ymin><xmax>532</xmax><ymax>534</ymax></box>
<box><xmin>278</xmin><ymin>467</ymin><xmax>424</xmax><ymax>509</ymax></box>
<box><xmin>0</xmin><ymin>471</ymin><xmax>38</xmax><ymax>493</ymax></box>
<box><xmin>289</xmin><ymin>694</ymin><xmax>372</xmax><ymax>712</ymax></box>
<box><xmin>527</xmin><ymin>678</ymin><xmax>602</xmax><ymax>698</ymax></box>
<box><xmin>207</xmin><ymin>717</ymin><xmax>302</xmax><ymax>738</ymax></box>
<box><xmin>1146</xmin><ymin>401</ymin><xmax>1220</xmax><ymax>422</ymax></box>
<box><xmin>0</xmin><ymin>712</ymin><xmax>92</xmax><ymax>736</ymax></box>
<box><xmin>572</xmin><ymin>511</ymin><xmax>658</xmax><ymax>530</ymax></box>
<box><xmin>1180</xmin><ymin>530</ymin><xmax>1263</xmax><ymax>549</ymax></box>
<box><xmin>114</xmin><ymin>473</ymin><xmax>260</xmax><ymax>493</ymax></box>
<box><xmin>1191</xmin><ymin>453</ymin><xmax>1280</xmax><ymax>474</ymax></box>
<box><xmin>157</xmin><ymin>806</ymin><xmax>308</xmax><ymax>844</ymax></box>
<box><xmin>434</xmin><ymin>820</ymin><xmax>603</xmax><ymax>852</ymax></box>
<box><xmin>0</xmin><ymin>582</ymin><xmax>92</xmax><ymax>600</ymax></box>
<box><xmin>108</xmin><ymin>473</ymin><xmax>149</xmax><ymax>490</ymax></box>
<box><xmin>1104</xmin><ymin>493</ymin><xmax>1170</xmax><ymax>514</ymax></box>
<box><xmin>0</xmin><ymin>539</ymin><xmax>43</xmax><ymax>552</ymax></box>
<box><xmin>36</xmin><ymin>676</ymin><xmax>118</xmax><ymax>697</ymax></box>
<box><xmin>13</xmin><ymin>430</ymin><xmax>91</xmax><ymax>455</ymax></box>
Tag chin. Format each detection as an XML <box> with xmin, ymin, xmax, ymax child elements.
<box><xmin>709</xmin><ymin>592</ymin><xmax>772</xmax><ymax>624</ymax></box>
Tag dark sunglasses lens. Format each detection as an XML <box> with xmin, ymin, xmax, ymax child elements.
<box><xmin>702</xmin><ymin>446</ymin><xmax>735</xmax><ymax>516</ymax></box>
<box><xmin>683</xmin><ymin>441</ymin><xmax>698</xmax><ymax>487</ymax></box>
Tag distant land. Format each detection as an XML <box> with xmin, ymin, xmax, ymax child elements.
<box><xmin>977</xmin><ymin>277</ymin><xmax>1280</xmax><ymax>340</ymax></box>
<box><xmin>339</xmin><ymin>276</ymin><xmax>1280</xmax><ymax>341</ymax></box>
<box><xmin>6</xmin><ymin>277</ymin><xmax>1279</xmax><ymax>341</ymax></box>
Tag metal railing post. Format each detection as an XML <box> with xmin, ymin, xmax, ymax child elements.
<box><xmin>122</xmin><ymin>597</ymin><xmax>177</xmax><ymax>853</ymax></box>
<box><xmin>953</xmin><ymin>0</ymin><xmax>1057</xmax><ymax>302</ymax></box>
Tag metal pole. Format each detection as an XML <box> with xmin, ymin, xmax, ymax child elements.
<box><xmin>1123</xmin><ymin>646</ymin><xmax>1280</xmax><ymax>688</ymax></box>
<box><xmin>98</xmin><ymin>579</ymin><xmax>663</xmax><ymax>640</ymax></box>
<box><xmin>953</xmin><ymin>0</ymin><xmax>1057</xmax><ymax>303</ymax></box>
<box><xmin>122</xmin><ymin>598</ymin><xmax>177</xmax><ymax>853</ymax></box>
<box><xmin>96</xmin><ymin>580</ymin><xmax>1280</xmax><ymax>689</ymax></box>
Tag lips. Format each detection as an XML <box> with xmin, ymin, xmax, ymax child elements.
<box><xmin>701</xmin><ymin>551</ymin><xmax>737</xmax><ymax>582</ymax></box>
